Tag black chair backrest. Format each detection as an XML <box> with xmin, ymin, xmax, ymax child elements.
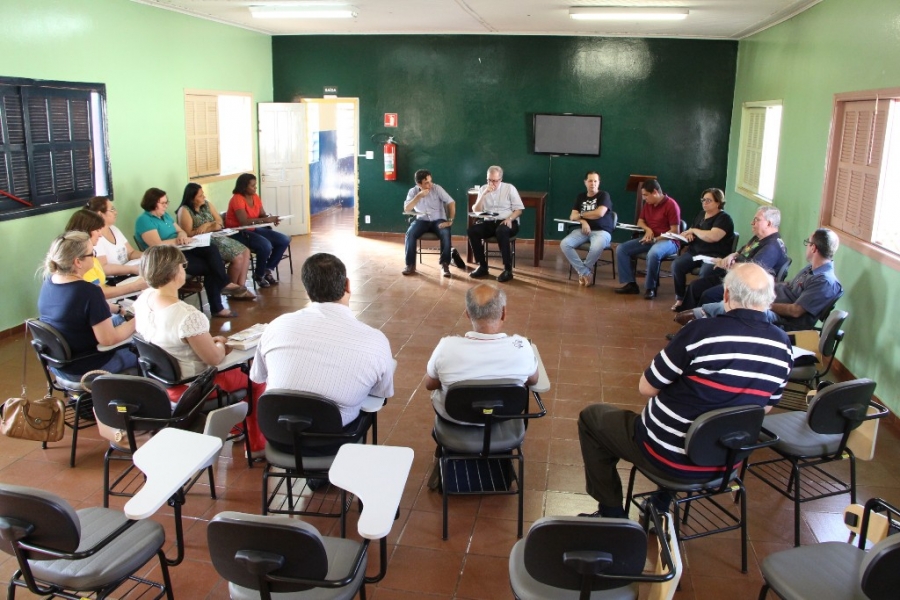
<box><xmin>257</xmin><ymin>390</ymin><xmax>345</xmax><ymax>450</ymax></box>
<box><xmin>208</xmin><ymin>511</ymin><xmax>327</xmax><ymax>594</ymax></box>
<box><xmin>775</xmin><ymin>256</ymin><xmax>792</xmax><ymax>282</ymax></box>
<box><xmin>523</xmin><ymin>516</ymin><xmax>647</xmax><ymax>591</ymax></box>
<box><xmin>815</xmin><ymin>288</ymin><xmax>844</xmax><ymax>325</ymax></box>
<box><xmin>806</xmin><ymin>378</ymin><xmax>876</xmax><ymax>436</ymax></box>
<box><xmin>172</xmin><ymin>366</ymin><xmax>218</xmax><ymax>418</ymax></box>
<box><xmin>684</xmin><ymin>405</ymin><xmax>765</xmax><ymax>467</ymax></box>
<box><xmin>133</xmin><ymin>333</ymin><xmax>185</xmax><ymax>385</ymax></box>
<box><xmin>0</xmin><ymin>484</ymin><xmax>81</xmax><ymax>560</ymax></box>
<box><xmin>444</xmin><ymin>381</ymin><xmax>529</xmax><ymax>425</ymax></box>
<box><xmin>91</xmin><ymin>374</ymin><xmax>176</xmax><ymax>434</ymax></box>
<box><xmin>860</xmin><ymin>535</ymin><xmax>900</xmax><ymax>600</ymax></box>
<box><xmin>611</xmin><ymin>211</ymin><xmax>618</xmax><ymax>228</ymax></box>
<box><xmin>819</xmin><ymin>309</ymin><xmax>848</xmax><ymax>357</ymax></box>
<box><xmin>25</xmin><ymin>319</ymin><xmax>72</xmax><ymax>367</ymax></box>
<box><xmin>730</xmin><ymin>232</ymin><xmax>741</xmax><ymax>254</ymax></box>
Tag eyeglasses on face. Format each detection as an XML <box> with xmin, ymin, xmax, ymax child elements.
<box><xmin>803</xmin><ymin>239</ymin><xmax>815</xmax><ymax>247</ymax></box>
<box><xmin>487</xmin><ymin>178</ymin><xmax>501</xmax><ymax>183</ymax></box>
<box><xmin>701</xmin><ymin>197</ymin><xmax>716</xmax><ymax>203</ymax></box>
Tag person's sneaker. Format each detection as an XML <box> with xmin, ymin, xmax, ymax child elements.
<box><xmin>497</xmin><ymin>269</ymin><xmax>514</xmax><ymax>283</ymax></box>
<box><xmin>441</xmin><ymin>263</ymin><xmax>451</xmax><ymax>278</ymax></box>
<box><xmin>451</xmin><ymin>247</ymin><xmax>466</xmax><ymax>269</ymax></box>
<box><xmin>615</xmin><ymin>282</ymin><xmax>640</xmax><ymax>295</ymax></box>
<box><xmin>469</xmin><ymin>265</ymin><xmax>490</xmax><ymax>279</ymax></box>
<box><xmin>402</xmin><ymin>265</ymin><xmax>417</xmax><ymax>276</ymax></box>
<box><xmin>264</xmin><ymin>270</ymin><xmax>279</xmax><ymax>285</ymax></box>
<box><xmin>254</xmin><ymin>276</ymin><xmax>271</xmax><ymax>289</ymax></box>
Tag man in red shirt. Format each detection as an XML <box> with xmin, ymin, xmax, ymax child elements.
<box><xmin>615</xmin><ymin>179</ymin><xmax>682</xmax><ymax>299</ymax></box>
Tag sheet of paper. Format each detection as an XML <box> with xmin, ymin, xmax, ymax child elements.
<box><xmin>661</xmin><ymin>232</ymin><xmax>689</xmax><ymax>243</ymax></box>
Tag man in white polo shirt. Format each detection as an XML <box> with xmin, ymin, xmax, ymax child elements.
<box><xmin>425</xmin><ymin>283</ymin><xmax>538</xmax><ymax>425</ymax></box>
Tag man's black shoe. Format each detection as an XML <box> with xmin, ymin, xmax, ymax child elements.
<box><xmin>469</xmin><ymin>265</ymin><xmax>490</xmax><ymax>279</ymax></box>
<box><xmin>497</xmin><ymin>269</ymin><xmax>514</xmax><ymax>283</ymax></box>
<box><xmin>306</xmin><ymin>478</ymin><xmax>328</xmax><ymax>492</ymax></box>
<box><xmin>615</xmin><ymin>282</ymin><xmax>640</xmax><ymax>295</ymax></box>
<box><xmin>578</xmin><ymin>505</ymin><xmax>627</xmax><ymax>519</ymax></box>
<box><xmin>644</xmin><ymin>288</ymin><xmax>657</xmax><ymax>300</ymax></box>
<box><xmin>451</xmin><ymin>247</ymin><xmax>466</xmax><ymax>269</ymax></box>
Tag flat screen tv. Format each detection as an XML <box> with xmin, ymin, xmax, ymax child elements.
<box><xmin>533</xmin><ymin>113</ymin><xmax>602</xmax><ymax>156</ymax></box>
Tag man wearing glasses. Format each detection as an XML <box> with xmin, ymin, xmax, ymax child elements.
<box><xmin>467</xmin><ymin>165</ymin><xmax>524</xmax><ymax>283</ymax></box>
<box><xmin>678</xmin><ymin>205</ymin><xmax>789</xmax><ymax>312</ymax></box>
<box><xmin>678</xmin><ymin>227</ymin><xmax>842</xmax><ymax>331</ymax></box>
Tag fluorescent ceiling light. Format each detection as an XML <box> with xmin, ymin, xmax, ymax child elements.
<box><xmin>569</xmin><ymin>7</ymin><xmax>689</xmax><ymax>21</ymax></box>
<box><xmin>249</xmin><ymin>5</ymin><xmax>357</xmax><ymax>19</ymax></box>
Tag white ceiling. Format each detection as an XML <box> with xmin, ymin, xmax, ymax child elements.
<box><xmin>131</xmin><ymin>0</ymin><xmax>822</xmax><ymax>40</ymax></box>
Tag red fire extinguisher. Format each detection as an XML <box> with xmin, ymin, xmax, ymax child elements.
<box><xmin>383</xmin><ymin>136</ymin><xmax>397</xmax><ymax>181</ymax></box>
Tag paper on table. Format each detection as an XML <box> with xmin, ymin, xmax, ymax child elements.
<box><xmin>693</xmin><ymin>254</ymin><xmax>718</xmax><ymax>265</ymax></box>
<box><xmin>178</xmin><ymin>233</ymin><xmax>211</xmax><ymax>248</ymax></box>
<box><xmin>226</xmin><ymin>323</ymin><xmax>267</xmax><ymax>350</ymax></box>
<box><xmin>211</xmin><ymin>228</ymin><xmax>237</xmax><ymax>237</ymax></box>
<box><xmin>790</xmin><ymin>346</ymin><xmax>816</xmax><ymax>360</ymax></box>
<box><xmin>661</xmin><ymin>232</ymin><xmax>689</xmax><ymax>243</ymax></box>
<box><xmin>616</xmin><ymin>223</ymin><xmax>645</xmax><ymax>232</ymax></box>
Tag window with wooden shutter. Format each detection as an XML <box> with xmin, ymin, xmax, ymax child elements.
<box><xmin>185</xmin><ymin>94</ymin><xmax>220</xmax><ymax>178</ymax></box>
<box><xmin>0</xmin><ymin>77</ymin><xmax>110</xmax><ymax>221</ymax></box>
<box><xmin>736</xmin><ymin>100</ymin><xmax>782</xmax><ymax>203</ymax></box>
<box><xmin>821</xmin><ymin>90</ymin><xmax>900</xmax><ymax>269</ymax></box>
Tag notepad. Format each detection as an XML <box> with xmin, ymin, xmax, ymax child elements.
<box><xmin>661</xmin><ymin>232</ymin><xmax>689</xmax><ymax>243</ymax></box>
<box><xmin>226</xmin><ymin>323</ymin><xmax>268</xmax><ymax>350</ymax></box>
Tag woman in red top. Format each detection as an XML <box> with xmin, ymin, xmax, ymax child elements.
<box><xmin>225</xmin><ymin>173</ymin><xmax>290</xmax><ymax>289</ymax></box>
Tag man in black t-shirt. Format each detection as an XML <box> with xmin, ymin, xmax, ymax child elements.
<box><xmin>559</xmin><ymin>171</ymin><xmax>615</xmax><ymax>286</ymax></box>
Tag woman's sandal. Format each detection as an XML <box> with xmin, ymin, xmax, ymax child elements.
<box><xmin>212</xmin><ymin>309</ymin><xmax>238</xmax><ymax>319</ymax></box>
<box><xmin>229</xmin><ymin>288</ymin><xmax>256</xmax><ymax>301</ymax></box>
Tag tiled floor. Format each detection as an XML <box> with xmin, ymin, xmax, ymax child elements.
<box><xmin>2</xmin><ymin>208</ymin><xmax>899</xmax><ymax>599</ymax></box>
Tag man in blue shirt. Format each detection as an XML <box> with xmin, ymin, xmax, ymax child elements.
<box><xmin>402</xmin><ymin>169</ymin><xmax>457</xmax><ymax>277</ymax></box>
<box><xmin>682</xmin><ymin>228</ymin><xmax>843</xmax><ymax>331</ymax></box>
<box><xmin>577</xmin><ymin>263</ymin><xmax>793</xmax><ymax>518</ymax></box>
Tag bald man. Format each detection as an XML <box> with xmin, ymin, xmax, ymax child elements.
<box><xmin>578</xmin><ymin>263</ymin><xmax>793</xmax><ymax>518</ymax></box>
<box><xmin>425</xmin><ymin>283</ymin><xmax>538</xmax><ymax>425</ymax></box>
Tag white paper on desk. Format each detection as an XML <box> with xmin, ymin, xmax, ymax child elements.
<box><xmin>616</xmin><ymin>223</ymin><xmax>645</xmax><ymax>231</ymax></box>
<box><xmin>211</xmin><ymin>228</ymin><xmax>237</xmax><ymax>237</ymax></box>
<box><xmin>661</xmin><ymin>232</ymin><xmax>689</xmax><ymax>243</ymax></box>
<box><xmin>227</xmin><ymin>323</ymin><xmax>268</xmax><ymax>350</ymax></box>
<box><xmin>693</xmin><ymin>254</ymin><xmax>718</xmax><ymax>265</ymax></box>
<box><xmin>790</xmin><ymin>346</ymin><xmax>816</xmax><ymax>360</ymax></box>
<box><xmin>178</xmin><ymin>233</ymin><xmax>211</xmax><ymax>249</ymax></box>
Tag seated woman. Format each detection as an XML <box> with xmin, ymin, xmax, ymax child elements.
<box><xmin>176</xmin><ymin>183</ymin><xmax>255</xmax><ymax>300</ymax></box>
<box><xmin>65</xmin><ymin>209</ymin><xmax>148</xmax><ymax>306</ymax></box>
<box><xmin>132</xmin><ymin>245</ymin><xmax>264</xmax><ymax>452</ymax></box>
<box><xmin>670</xmin><ymin>188</ymin><xmax>735</xmax><ymax>311</ymax></box>
<box><xmin>225</xmin><ymin>173</ymin><xmax>290</xmax><ymax>289</ymax></box>
<box><xmin>37</xmin><ymin>231</ymin><xmax>138</xmax><ymax>380</ymax></box>
<box><xmin>85</xmin><ymin>196</ymin><xmax>143</xmax><ymax>277</ymax></box>
<box><xmin>135</xmin><ymin>187</ymin><xmax>242</xmax><ymax>318</ymax></box>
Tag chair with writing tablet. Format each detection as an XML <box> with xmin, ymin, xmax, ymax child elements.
<box><xmin>567</xmin><ymin>211</ymin><xmax>619</xmax><ymax>283</ymax></box>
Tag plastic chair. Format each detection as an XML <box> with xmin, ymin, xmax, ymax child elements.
<box><xmin>508</xmin><ymin>505</ymin><xmax>679</xmax><ymax>600</ymax></box>
<box><xmin>483</xmin><ymin>234</ymin><xmax>517</xmax><ymax>268</ymax></box>
<box><xmin>432</xmin><ymin>380</ymin><xmax>546</xmax><ymax>539</ymax></box>
<box><xmin>745</xmin><ymin>378</ymin><xmax>889</xmax><ymax>546</ymax></box>
<box><xmin>567</xmin><ymin>211</ymin><xmax>618</xmax><ymax>283</ymax></box>
<box><xmin>625</xmin><ymin>405</ymin><xmax>778</xmax><ymax>573</ymax></box>
<box><xmin>788</xmin><ymin>309</ymin><xmax>848</xmax><ymax>391</ymax></box>
<box><xmin>132</xmin><ymin>333</ymin><xmax>253</xmax><ymax>466</ymax></box>
<box><xmin>207</xmin><ymin>511</ymin><xmax>368</xmax><ymax>600</ymax></box>
<box><xmin>257</xmin><ymin>390</ymin><xmax>373</xmax><ymax>537</ymax></box>
<box><xmin>758</xmin><ymin>497</ymin><xmax>900</xmax><ymax>600</ymax></box>
<box><xmin>0</xmin><ymin>483</ymin><xmax>173</xmax><ymax>600</ymax></box>
<box><xmin>25</xmin><ymin>318</ymin><xmax>100</xmax><ymax>468</ymax></box>
<box><xmin>775</xmin><ymin>256</ymin><xmax>793</xmax><ymax>282</ymax></box>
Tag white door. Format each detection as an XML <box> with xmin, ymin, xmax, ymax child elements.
<box><xmin>258</xmin><ymin>103</ymin><xmax>308</xmax><ymax>236</ymax></box>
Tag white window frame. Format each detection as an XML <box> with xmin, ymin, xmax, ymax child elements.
<box><xmin>735</xmin><ymin>100</ymin><xmax>783</xmax><ymax>204</ymax></box>
<box><xmin>184</xmin><ymin>89</ymin><xmax>254</xmax><ymax>183</ymax></box>
<box><xmin>820</xmin><ymin>88</ymin><xmax>900</xmax><ymax>272</ymax></box>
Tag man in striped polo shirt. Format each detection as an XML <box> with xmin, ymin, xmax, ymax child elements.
<box><xmin>577</xmin><ymin>263</ymin><xmax>793</xmax><ymax>518</ymax></box>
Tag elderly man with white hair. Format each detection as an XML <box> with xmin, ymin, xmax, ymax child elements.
<box><xmin>577</xmin><ymin>263</ymin><xmax>793</xmax><ymax>518</ymax></box>
<box><xmin>467</xmin><ymin>165</ymin><xmax>524</xmax><ymax>283</ymax></box>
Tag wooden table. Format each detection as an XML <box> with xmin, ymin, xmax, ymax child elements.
<box><xmin>466</xmin><ymin>190</ymin><xmax>548</xmax><ymax>267</ymax></box>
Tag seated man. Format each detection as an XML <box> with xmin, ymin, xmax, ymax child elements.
<box><xmin>402</xmin><ymin>169</ymin><xmax>457</xmax><ymax>278</ymax></box>
<box><xmin>680</xmin><ymin>228</ymin><xmax>842</xmax><ymax>331</ymax></box>
<box><xmin>425</xmin><ymin>283</ymin><xmax>538</xmax><ymax>425</ymax></box>
<box><xmin>467</xmin><ymin>165</ymin><xmax>524</xmax><ymax>283</ymax></box>
<box><xmin>559</xmin><ymin>171</ymin><xmax>615</xmax><ymax>286</ymax></box>
<box><xmin>615</xmin><ymin>179</ymin><xmax>682</xmax><ymax>299</ymax></box>
<box><xmin>578</xmin><ymin>263</ymin><xmax>793</xmax><ymax>518</ymax></box>
<box><xmin>251</xmin><ymin>252</ymin><xmax>395</xmax><ymax>432</ymax></box>
<box><xmin>680</xmin><ymin>205</ymin><xmax>788</xmax><ymax>311</ymax></box>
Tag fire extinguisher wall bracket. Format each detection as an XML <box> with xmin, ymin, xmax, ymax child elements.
<box><xmin>383</xmin><ymin>136</ymin><xmax>397</xmax><ymax>181</ymax></box>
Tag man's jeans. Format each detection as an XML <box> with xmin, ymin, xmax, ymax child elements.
<box><xmin>405</xmin><ymin>219</ymin><xmax>451</xmax><ymax>266</ymax></box>
<box><xmin>560</xmin><ymin>229</ymin><xmax>612</xmax><ymax>277</ymax></box>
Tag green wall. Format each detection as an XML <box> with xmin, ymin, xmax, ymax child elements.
<box><xmin>726</xmin><ymin>0</ymin><xmax>900</xmax><ymax>411</ymax></box>
<box><xmin>0</xmin><ymin>0</ymin><xmax>272</xmax><ymax>331</ymax></box>
<box><xmin>273</xmin><ymin>35</ymin><xmax>737</xmax><ymax>239</ymax></box>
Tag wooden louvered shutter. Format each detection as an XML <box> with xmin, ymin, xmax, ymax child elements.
<box><xmin>0</xmin><ymin>86</ymin><xmax>31</xmax><ymax>204</ymax></box>
<box><xmin>185</xmin><ymin>94</ymin><xmax>220</xmax><ymax>178</ymax></box>
<box><xmin>739</xmin><ymin>107</ymin><xmax>766</xmax><ymax>194</ymax></box>
<box><xmin>830</xmin><ymin>100</ymin><xmax>888</xmax><ymax>239</ymax></box>
<box><xmin>21</xmin><ymin>86</ymin><xmax>95</xmax><ymax>205</ymax></box>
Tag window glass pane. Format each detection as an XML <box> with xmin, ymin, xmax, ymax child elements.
<box><xmin>218</xmin><ymin>95</ymin><xmax>252</xmax><ymax>176</ymax></box>
<box><xmin>872</xmin><ymin>100</ymin><xmax>900</xmax><ymax>254</ymax></box>
<box><xmin>758</xmin><ymin>105</ymin><xmax>782</xmax><ymax>200</ymax></box>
